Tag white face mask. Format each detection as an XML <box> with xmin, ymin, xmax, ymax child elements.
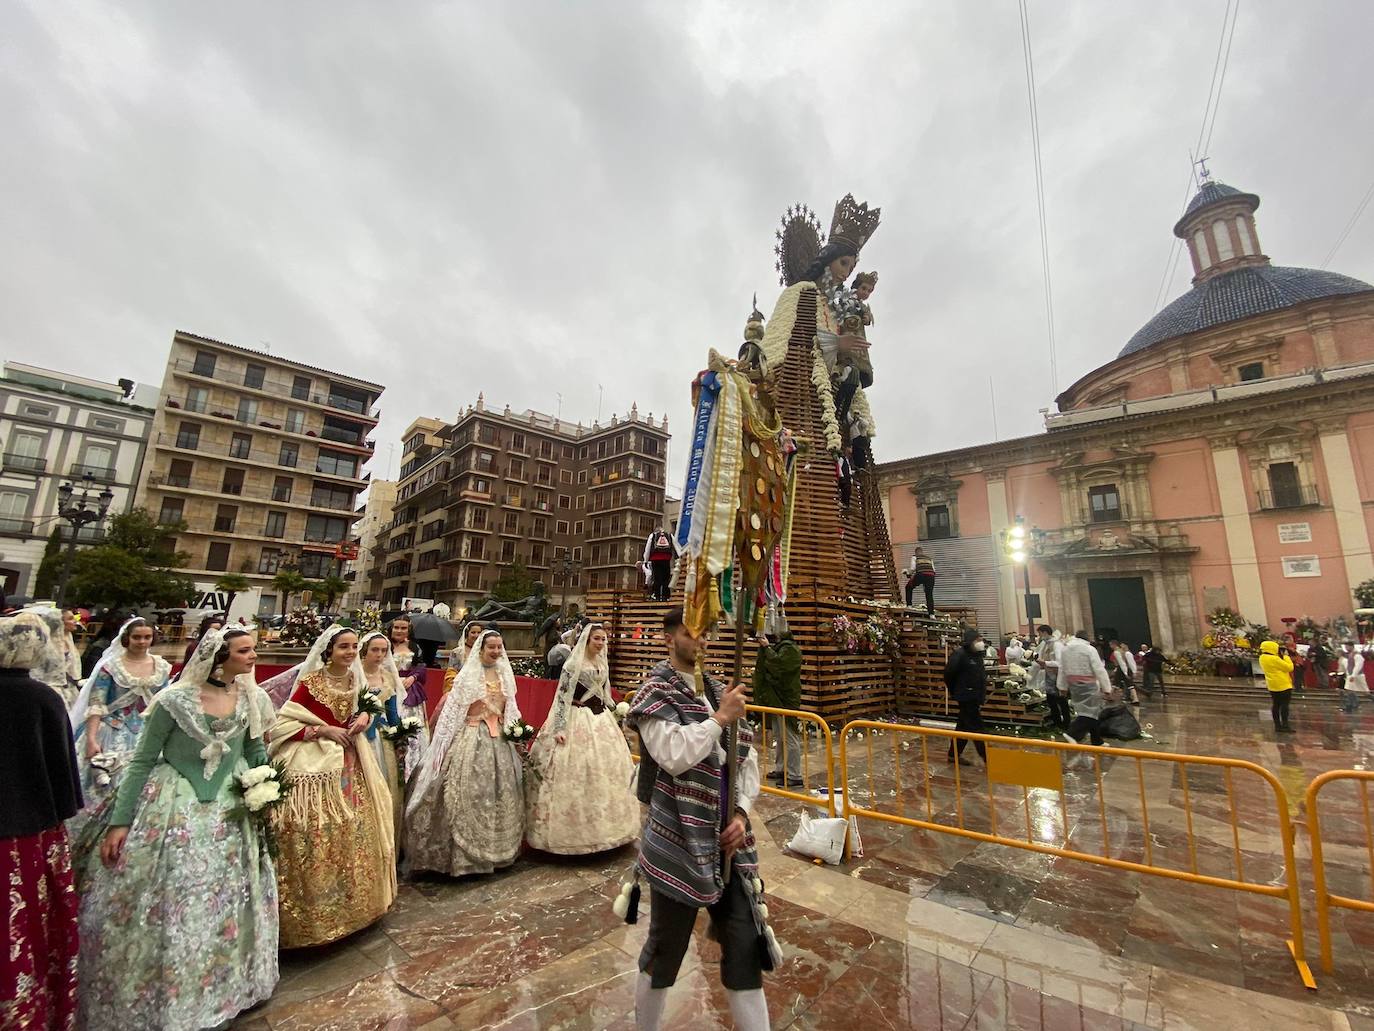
<box><xmin>972</xmin><ymin>641</ymin><xmax>986</xmax><ymax>652</ymax></box>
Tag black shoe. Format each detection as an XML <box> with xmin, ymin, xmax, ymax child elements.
<box><xmin>946</xmin><ymin>754</ymin><xmax>973</xmax><ymax>766</ymax></box>
<box><xmin>766</xmin><ymin>771</ymin><xmax>784</xmax><ymax>782</ymax></box>
<box><xmin>1279</xmin><ymin>725</ymin><xmax>1296</xmax><ymax>733</ymax></box>
<box><xmin>782</xmin><ymin>777</ymin><xmax>806</xmax><ymax>788</ymax></box>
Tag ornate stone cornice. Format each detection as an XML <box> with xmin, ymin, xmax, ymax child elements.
<box><xmin>877</xmin><ymin>372</ymin><xmax>1374</xmax><ymax>481</ymax></box>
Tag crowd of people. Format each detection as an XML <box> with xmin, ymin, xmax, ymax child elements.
<box><xmin>1</xmin><ymin>608</ymin><xmax>666</xmax><ymax>1030</ymax></box>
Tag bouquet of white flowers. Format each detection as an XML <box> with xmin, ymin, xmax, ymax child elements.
<box><xmin>502</xmin><ymin>718</ymin><xmax>537</xmax><ymax>744</ymax></box>
<box><xmin>614</xmin><ymin>700</ymin><xmax>631</xmax><ymax>721</ymax></box>
<box><xmin>380</xmin><ymin>715</ymin><xmax>425</xmax><ymax>746</ymax></box>
<box><xmin>228</xmin><ymin>760</ymin><xmax>292</xmax><ymax>858</ymax></box>
<box><xmin>355</xmin><ymin>687</ymin><xmax>386</xmax><ymax>719</ymax></box>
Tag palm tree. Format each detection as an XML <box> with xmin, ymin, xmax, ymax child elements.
<box><xmin>213</xmin><ymin>573</ymin><xmax>252</xmax><ymax>619</ymax></box>
<box><xmin>270</xmin><ymin>569</ymin><xmax>307</xmax><ymax>615</ymax></box>
<box><xmin>317</xmin><ymin>574</ymin><xmax>349</xmax><ymax>611</ymax></box>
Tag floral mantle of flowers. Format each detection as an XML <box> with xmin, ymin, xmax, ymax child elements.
<box><xmin>830</xmin><ymin>610</ymin><xmax>901</xmax><ymax>658</ymax></box>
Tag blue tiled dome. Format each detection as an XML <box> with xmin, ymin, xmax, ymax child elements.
<box><xmin>1183</xmin><ymin>181</ymin><xmax>1243</xmax><ymax>218</ymax></box>
<box><xmin>1120</xmin><ymin>265</ymin><xmax>1373</xmax><ymax>358</ymax></box>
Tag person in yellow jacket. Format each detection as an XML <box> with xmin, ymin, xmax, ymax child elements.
<box><xmin>1259</xmin><ymin>640</ymin><xmax>1296</xmax><ymax>734</ymax></box>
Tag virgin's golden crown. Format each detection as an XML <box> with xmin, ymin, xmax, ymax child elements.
<box><xmin>829</xmin><ymin>194</ymin><xmax>881</xmax><ymax>252</ymax></box>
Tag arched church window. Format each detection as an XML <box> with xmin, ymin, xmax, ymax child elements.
<box><xmin>1235</xmin><ymin>216</ymin><xmax>1256</xmax><ymax>256</ymax></box>
<box><xmin>1212</xmin><ymin>220</ymin><xmax>1235</xmax><ymax>262</ymax></box>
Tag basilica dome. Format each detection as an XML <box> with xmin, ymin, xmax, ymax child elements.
<box><xmin>1120</xmin><ymin>263</ymin><xmax>1372</xmax><ymax>357</ymax></box>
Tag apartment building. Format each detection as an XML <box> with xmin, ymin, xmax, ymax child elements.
<box><xmin>375</xmin><ymin>397</ymin><xmax>670</xmax><ymax>615</ymax></box>
<box><xmin>0</xmin><ymin>363</ymin><xmax>157</xmax><ymax>596</ymax></box>
<box><xmin>134</xmin><ymin>331</ymin><xmax>384</xmax><ymax>615</ymax></box>
<box><xmin>344</xmin><ymin>477</ymin><xmax>396</xmax><ymax>609</ymax></box>
<box><xmin>378</xmin><ymin>418</ymin><xmax>449</xmax><ymax>608</ymax></box>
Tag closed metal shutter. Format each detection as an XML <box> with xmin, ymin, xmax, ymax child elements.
<box><xmin>896</xmin><ymin>536</ymin><xmax>1002</xmax><ymax>631</ymax></box>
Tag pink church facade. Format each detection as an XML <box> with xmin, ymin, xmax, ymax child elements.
<box><xmin>877</xmin><ymin>180</ymin><xmax>1374</xmax><ymax>647</ymax></box>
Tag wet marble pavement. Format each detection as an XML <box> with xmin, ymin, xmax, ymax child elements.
<box><xmin>229</xmin><ymin>693</ymin><xmax>1372</xmax><ymax>1029</ymax></box>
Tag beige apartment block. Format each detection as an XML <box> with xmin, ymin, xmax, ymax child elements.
<box><xmin>345</xmin><ymin>477</ymin><xmax>397</xmax><ymax>609</ymax></box>
<box><xmin>374</xmin><ymin>397</ymin><xmax>671</xmax><ymax>616</ymax></box>
<box><xmin>134</xmin><ymin>331</ymin><xmax>384</xmax><ymax>615</ymax></box>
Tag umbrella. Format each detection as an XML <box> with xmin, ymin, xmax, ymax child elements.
<box><xmin>408</xmin><ymin>611</ymin><xmax>460</xmax><ymax>644</ymax></box>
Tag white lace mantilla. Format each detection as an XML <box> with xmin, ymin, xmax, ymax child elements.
<box><xmin>93</xmin><ymin>655</ymin><xmax>171</xmax><ymax>716</ymax></box>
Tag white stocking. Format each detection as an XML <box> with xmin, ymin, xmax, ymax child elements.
<box><xmin>636</xmin><ymin>971</ymin><xmax>668</xmax><ymax>1031</ymax></box>
<box><xmin>726</xmin><ymin>987</ymin><xmax>771</xmax><ymax>1031</ymax></box>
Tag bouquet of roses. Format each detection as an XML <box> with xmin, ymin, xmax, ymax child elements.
<box><xmin>355</xmin><ymin>687</ymin><xmax>386</xmax><ymax>720</ymax></box>
<box><xmin>613</xmin><ymin>700</ymin><xmax>631</xmax><ymax>722</ymax></box>
<box><xmin>503</xmin><ymin>718</ymin><xmax>537</xmax><ymax>744</ymax></box>
<box><xmin>380</xmin><ymin>715</ymin><xmax>425</xmax><ymax>746</ymax></box>
<box><xmin>228</xmin><ymin>760</ymin><xmax>293</xmax><ymax>858</ymax></box>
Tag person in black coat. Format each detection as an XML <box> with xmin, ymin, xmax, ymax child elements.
<box><xmin>0</xmin><ymin>614</ymin><xmax>84</xmax><ymax>1028</ymax></box>
<box><xmin>943</xmin><ymin>628</ymin><xmax>988</xmax><ymax>765</ymax></box>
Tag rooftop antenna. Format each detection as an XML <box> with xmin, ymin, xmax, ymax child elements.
<box><xmin>556</xmin><ymin>391</ymin><xmax>563</xmax><ymax>421</ymax></box>
<box><xmin>597</xmin><ymin>383</ymin><xmax>604</xmax><ymax>424</ymax></box>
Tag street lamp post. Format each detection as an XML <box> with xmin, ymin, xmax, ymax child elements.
<box><xmin>553</xmin><ymin>553</ymin><xmax>579</xmax><ymax>617</ymax></box>
<box><xmin>1001</xmin><ymin>516</ymin><xmax>1044</xmax><ymax>642</ymax></box>
<box><xmin>55</xmin><ymin>472</ymin><xmax>115</xmax><ymax>607</ymax></box>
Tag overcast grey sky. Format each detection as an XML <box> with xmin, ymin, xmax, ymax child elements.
<box><xmin>3</xmin><ymin>1</ymin><xmax>1371</xmax><ymax>492</ymax></box>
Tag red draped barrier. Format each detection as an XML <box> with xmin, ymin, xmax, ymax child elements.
<box><xmin>249</xmin><ymin>664</ymin><xmax>562</xmax><ymax>729</ymax></box>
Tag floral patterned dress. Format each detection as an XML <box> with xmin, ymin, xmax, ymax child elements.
<box><xmin>74</xmin><ymin>655</ymin><xmax>171</xmax><ymax>803</ymax></box>
<box><xmin>72</xmin><ymin>685</ymin><xmax>279</xmax><ymax>1031</ymax></box>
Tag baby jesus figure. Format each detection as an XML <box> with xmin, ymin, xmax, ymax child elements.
<box><xmin>851</xmin><ymin>271</ymin><xmax>877</xmax><ymax>334</ymax></box>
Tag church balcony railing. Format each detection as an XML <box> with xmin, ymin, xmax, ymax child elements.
<box><xmin>1257</xmin><ymin>485</ymin><xmax>1320</xmax><ymax>511</ymax></box>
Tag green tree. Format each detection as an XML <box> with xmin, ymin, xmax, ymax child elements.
<box><xmin>104</xmin><ymin>508</ymin><xmax>190</xmax><ymax>567</ymax></box>
<box><xmin>271</xmin><ymin>569</ymin><xmax>307</xmax><ymax>614</ymax></box>
<box><xmin>63</xmin><ymin>547</ymin><xmax>196</xmax><ymax>611</ymax></box>
<box><xmin>316</xmin><ymin>574</ymin><xmax>349</xmax><ymax>610</ymax></box>
<box><xmin>213</xmin><ymin>573</ymin><xmax>252</xmax><ymax>617</ymax></box>
<box><xmin>32</xmin><ymin>527</ymin><xmax>63</xmax><ymax>599</ymax></box>
<box><xmin>56</xmin><ymin>507</ymin><xmax>195</xmax><ymax>609</ymax></box>
<box><xmin>490</xmin><ymin>558</ymin><xmax>536</xmax><ymax>602</ymax></box>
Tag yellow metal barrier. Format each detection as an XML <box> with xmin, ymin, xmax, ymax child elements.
<box><xmin>1305</xmin><ymin>769</ymin><xmax>1374</xmax><ymax>974</ymax></box>
<box><xmin>837</xmin><ymin>719</ymin><xmax>1316</xmax><ymax>990</ymax></box>
<box><xmin>619</xmin><ymin>695</ymin><xmax>837</xmax><ymax>817</ymax></box>
<box><xmin>748</xmin><ymin>704</ymin><xmax>837</xmax><ymax>817</ymax></box>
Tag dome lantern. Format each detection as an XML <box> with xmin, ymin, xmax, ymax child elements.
<box><xmin>1174</xmin><ymin>178</ymin><xmax>1267</xmax><ymax>284</ymax></box>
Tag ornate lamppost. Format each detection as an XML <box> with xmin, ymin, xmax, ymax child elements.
<box><xmin>1000</xmin><ymin>516</ymin><xmax>1047</xmax><ymax>642</ymax></box>
<box><xmin>552</xmin><ymin>552</ymin><xmax>580</xmax><ymax>617</ymax></box>
<box><xmin>55</xmin><ymin>472</ymin><xmax>114</xmax><ymax>607</ymax></box>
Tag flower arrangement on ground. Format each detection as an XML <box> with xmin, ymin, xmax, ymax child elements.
<box><xmin>1202</xmin><ymin>607</ymin><xmax>1256</xmax><ymax>672</ymax></box>
<box><xmin>279</xmin><ymin>608</ymin><xmax>322</xmax><ymax>648</ymax></box>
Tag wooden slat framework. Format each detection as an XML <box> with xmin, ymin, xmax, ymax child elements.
<box><xmin>586</xmin><ymin>285</ymin><xmax>1042</xmax><ymax>724</ymax></box>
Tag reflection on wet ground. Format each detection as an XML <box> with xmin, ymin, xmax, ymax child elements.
<box><xmin>232</xmin><ymin>692</ymin><xmax>1374</xmax><ymax>1028</ymax></box>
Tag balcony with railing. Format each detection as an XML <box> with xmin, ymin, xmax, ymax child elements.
<box><xmin>1257</xmin><ymin>484</ymin><xmax>1321</xmax><ymax>511</ymax></box>
<box><xmin>2</xmin><ymin>453</ymin><xmax>46</xmax><ymax>474</ymax></box>
<box><xmin>0</xmin><ymin>517</ymin><xmax>35</xmax><ymax>535</ymax></box>
<box><xmin>69</xmin><ymin>462</ymin><xmax>118</xmax><ymax>483</ymax></box>
<box><xmin>170</xmin><ymin>357</ymin><xmax>380</xmax><ymax>423</ymax></box>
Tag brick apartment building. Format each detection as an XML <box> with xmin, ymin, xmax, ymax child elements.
<box><xmin>374</xmin><ymin>397</ymin><xmax>670</xmax><ymax>615</ymax></box>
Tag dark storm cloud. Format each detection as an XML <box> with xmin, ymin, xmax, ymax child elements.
<box><xmin>2</xmin><ymin>1</ymin><xmax>1371</xmax><ymax>488</ymax></box>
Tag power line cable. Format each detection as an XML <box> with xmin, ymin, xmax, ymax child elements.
<box><xmin>1018</xmin><ymin>0</ymin><xmax>1059</xmax><ymax>394</ymax></box>
<box><xmin>1150</xmin><ymin>0</ymin><xmax>1240</xmax><ymax>314</ymax></box>
<box><xmin>1321</xmin><ymin>175</ymin><xmax>1374</xmax><ymax>268</ymax></box>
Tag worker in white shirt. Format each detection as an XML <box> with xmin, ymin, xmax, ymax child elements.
<box><xmin>1109</xmin><ymin>639</ymin><xmax>1139</xmax><ymax>706</ymax></box>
